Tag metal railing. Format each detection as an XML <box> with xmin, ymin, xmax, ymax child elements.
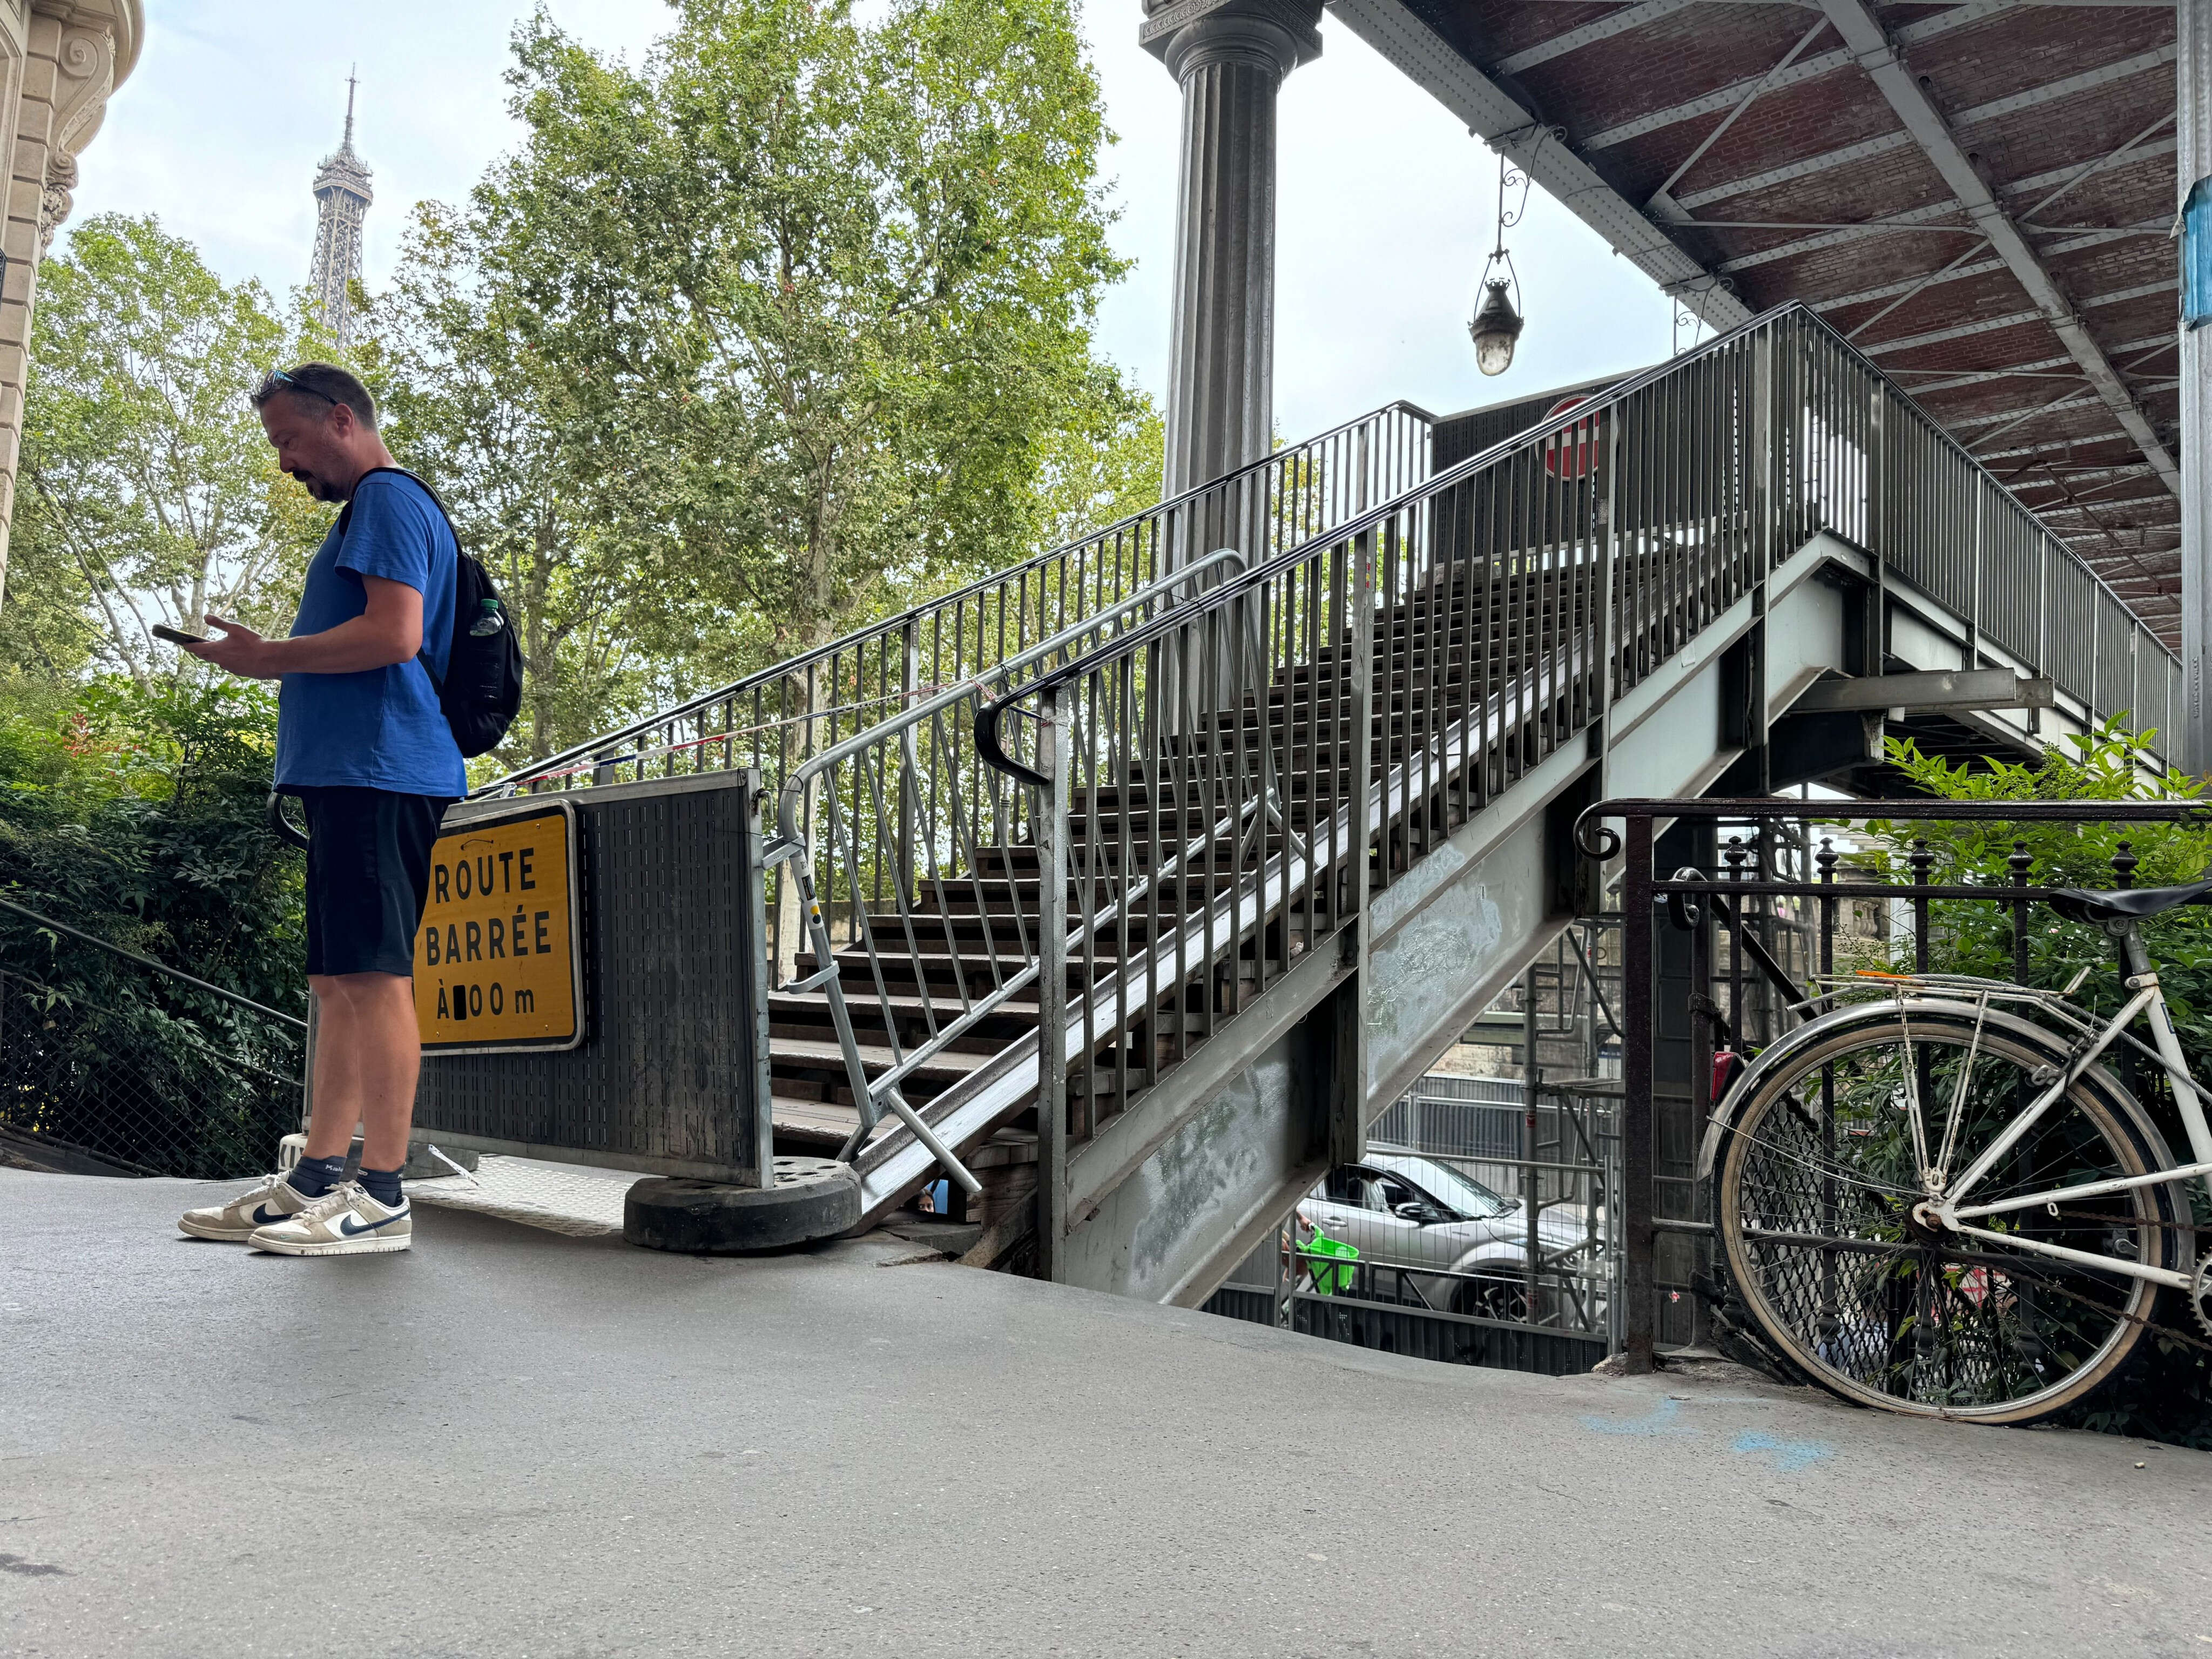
<box><xmin>476</xmin><ymin>399</ymin><xmax>1433</xmax><ymax>804</ymax></box>
<box><xmin>757</xmin><ymin>545</ymin><xmax>1265</xmax><ymax>1191</ymax></box>
<box><xmin>1576</xmin><ymin>793</ymin><xmax>2212</xmax><ymax>1379</ymax></box>
<box><xmin>1775</xmin><ymin>313</ymin><xmax>2177</xmax><ymax>741</ymax></box>
<box><xmin>474</xmin><ymin>300</ymin><xmax>2179</xmax><ymax>1236</ymax></box>
<box><xmin>940</xmin><ymin>302</ymin><xmax>2182</xmax><ymax>1232</ymax></box>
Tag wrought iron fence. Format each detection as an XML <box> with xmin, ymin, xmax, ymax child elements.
<box><xmin>0</xmin><ymin>899</ymin><xmax>305</xmax><ymax>1179</ymax></box>
<box><xmin>1575</xmin><ymin>793</ymin><xmax>2212</xmax><ymax>1379</ymax></box>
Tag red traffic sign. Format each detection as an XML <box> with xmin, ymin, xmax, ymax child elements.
<box><xmin>1541</xmin><ymin>396</ymin><xmax>1601</xmax><ymax>481</ymax></box>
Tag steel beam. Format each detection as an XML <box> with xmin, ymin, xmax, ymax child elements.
<box><xmin>1960</xmin><ymin>393</ymin><xmax>2106</xmax><ymax>430</ymax></box>
<box><xmin>1677</xmin><ymin>130</ymin><xmax>1913</xmax><ymax>211</ymax></box>
<box><xmin>1492</xmin><ymin>0</ymin><xmax>1700</xmax><ymax>76</ymax></box>
<box><xmin>1682</xmin><ymin>122</ymin><xmax>2174</xmax><ymax>215</ymax></box>
<box><xmin>2038</xmin><ymin>495</ymin><xmax>2179</xmax><ymax>516</ymax></box>
<box><xmin>1582</xmin><ymin>1</ymin><xmax>2012</xmax><ymax>151</ymax></box>
<box><xmin>1648</xmin><ymin>19</ymin><xmax>1830</xmax><ymax>206</ymax></box>
<box><xmin>1865</xmin><ymin>295</ymin><xmax>2174</xmax><ymax>358</ymax></box>
<box><xmin>1903</xmin><ymin>325</ymin><xmax>2177</xmax><ymax>393</ymax></box>
<box><xmin>1951</xmin><ymin>44</ymin><xmax>2178</xmax><ymax>131</ymax></box>
<box><xmin>1715</xmin><ymin>198</ymin><xmax>1973</xmax><ymax>274</ymax></box>
<box><xmin>1816</xmin><ymin>0</ymin><xmax>2181</xmax><ymax>498</ymax></box>
<box><xmin>1793</xmin><ymin>669</ymin><xmax>2057</xmax><ymax>712</ymax></box>
<box><xmin>1980</xmin><ymin>428</ymin><xmax>2132</xmax><ymax>460</ymax></box>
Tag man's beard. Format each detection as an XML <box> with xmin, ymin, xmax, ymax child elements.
<box><xmin>292</xmin><ymin>469</ymin><xmax>341</xmax><ymax>503</ymax></box>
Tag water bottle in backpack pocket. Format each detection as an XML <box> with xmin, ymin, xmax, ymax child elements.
<box><xmin>440</xmin><ymin>544</ymin><xmax>524</xmax><ymax>758</ymax></box>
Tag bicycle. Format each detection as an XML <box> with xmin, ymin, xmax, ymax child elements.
<box><xmin>1703</xmin><ymin>874</ymin><xmax>2212</xmax><ymax>1425</ymax></box>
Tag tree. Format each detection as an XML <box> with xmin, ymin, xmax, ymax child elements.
<box><xmin>0</xmin><ymin>215</ymin><xmax>326</xmax><ymax>690</ymax></box>
<box><xmin>1033</xmin><ymin>369</ymin><xmax>1165</xmax><ymax>554</ymax></box>
<box><xmin>453</xmin><ymin>0</ymin><xmax>1139</xmax><ymax>689</ymax></box>
<box><xmin>0</xmin><ymin>675</ymin><xmax>306</xmax><ymax>1178</ymax></box>
<box><xmin>359</xmin><ymin>203</ymin><xmax>671</xmax><ymax>765</ymax></box>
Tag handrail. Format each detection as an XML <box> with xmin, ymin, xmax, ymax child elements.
<box><xmin>970</xmin><ymin>302</ymin><xmax>1803</xmax><ymax>745</ymax></box>
<box><xmin>971</xmin><ymin>299</ymin><xmax>2176</xmax><ymax>761</ymax></box>
<box><xmin>0</xmin><ymin>894</ymin><xmax>307</xmax><ymax>1030</ymax></box>
<box><xmin>475</xmin><ymin>399</ymin><xmax>1433</xmax><ymax>798</ymax></box>
<box><xmin>767</xmin><ymin>547</ymin><xmax>1252</xmax><ymax>852</ymax></box>
<box><xmin>757</xmin><ymin>545</ymin><xmax>1257</xmax><ymax>1195</ymax></box>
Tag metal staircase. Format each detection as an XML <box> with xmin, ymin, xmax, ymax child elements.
<box><xmin>483</xmin><ymin>303</ymin><xmax>2177</xmax><ymax>1302</ymax></box>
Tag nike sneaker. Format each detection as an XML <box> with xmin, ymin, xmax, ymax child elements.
<box><xmin>246</xmin><ymin>1182</ymin><xmax>412</xmax><ymax>1257</ymax></box>
<box><xmin>178</xmin><ymin>1172</ymin><xmax>316</xmax><ymax>1243</ymax></box>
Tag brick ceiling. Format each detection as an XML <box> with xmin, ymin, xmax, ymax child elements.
<box><xmin>1377</xmin><ymin>0</ymin><xmax>2183</xmax><ymax>643</ymax></box>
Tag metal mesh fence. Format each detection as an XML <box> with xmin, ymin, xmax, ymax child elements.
<box><xmin>0</xmin><ymin>924</ymin><xmax>304</xmax><ymax>1180</ymax></box>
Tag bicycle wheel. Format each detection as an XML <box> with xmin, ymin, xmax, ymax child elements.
<box><xmin>1716</xmin><ymin>1003</ymin><xmax>2182</xmax><ymax>1425</ymax></box>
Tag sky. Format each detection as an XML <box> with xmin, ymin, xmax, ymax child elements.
<box><xmin>76</xmin><ymin>0</ymin><xmax>1688</xmax><ymax>440</ymax></box>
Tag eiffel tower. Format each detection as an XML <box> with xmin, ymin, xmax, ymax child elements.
<box><xmin>308</xmin><ymin>71</ymin><xmax>373</xmax><ymax>349</ymax></box>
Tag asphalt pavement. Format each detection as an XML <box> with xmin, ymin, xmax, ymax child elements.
<box><xmin>3</xmin><ymin>1167</ymin><xmax>2206</xmax><ymax>1658</ymax></box>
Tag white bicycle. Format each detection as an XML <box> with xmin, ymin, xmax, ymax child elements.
<box><xmin>1704</xmin><ymin>876</ymin><xmax>2212</xmax><ymax>1424</ymax></box>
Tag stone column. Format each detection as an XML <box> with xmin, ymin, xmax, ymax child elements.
<box><xmin>1144</xmin><ymin>1</ymin><xmax>1321</xmax><ymax>503</ymax></box>
<box><xmin>2180</xmin><ymin>0</ymin><xmax>2212</xmax><ymax>773</ymax></box>
<box><xmin>0</xmin><ymin>0</ymin><xmax>140</xmax><ymax>605</ymax></box>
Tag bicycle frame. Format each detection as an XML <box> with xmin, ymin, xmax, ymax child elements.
<box><xmin>1885</xmin><ymin>925</ymin><xmax>2212</xmax><ymax>1294</ymax></box>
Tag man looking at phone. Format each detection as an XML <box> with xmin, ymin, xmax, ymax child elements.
<box><xmin>177</xmin><ymin>362</ymin><xmax>464</xmax><ymax>1256</ymax></box>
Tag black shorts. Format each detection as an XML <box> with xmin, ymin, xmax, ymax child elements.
<box><xmin>295</xmin><ymin>787</ymin><xmax>454</xmax><ymax>978</ymax></box>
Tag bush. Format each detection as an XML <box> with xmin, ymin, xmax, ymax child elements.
<box><xmin>1849</xmin><ymin>719</ymin><xmax>2212</xmax><ymax>1447</ymax></box>
<box><xmin>0</xmin><ymin>677</ymin><xmax>306</xmax><ymax>1175</ymax></box>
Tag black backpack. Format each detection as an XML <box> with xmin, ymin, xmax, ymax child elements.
<box><xmin>338</xmin><ymin>467</ymin><xmax>523</xmax><ymax>759</ymax></box>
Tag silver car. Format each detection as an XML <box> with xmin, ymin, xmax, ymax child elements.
<box><xmin>1295</xmin><ymin>1152</ymin><xmax>1601</xmax><ymax>1321</ymax></box>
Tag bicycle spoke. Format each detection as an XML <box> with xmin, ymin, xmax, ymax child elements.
<box><xmin>1719</xmin><ymin>1008</ymin><xmax>2171</xmax><ymax>1423</ymax></box>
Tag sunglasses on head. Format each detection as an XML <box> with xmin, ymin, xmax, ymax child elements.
<box><xmin>255</xmin><ymin>367</ymin><xmax>335</xmax><ymax>406</ymax></box>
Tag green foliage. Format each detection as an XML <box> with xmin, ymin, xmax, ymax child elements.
<box><xmin>0</xmin><ymin>214</ymin><xmax>328</xmax><ymax>687</ymax></box>
<box><xmin>381</xmin><ymin>0</ymin><xmax>1150</xmax><ymax>741</ymax></box>
<box><xmin>1850</xmin><ymin>719</ymin><xmax>2212</xmax><ymax>1446</ymax></box>
<box><xmin>0</xmin><ymin>677</ymin><xmax>305</xmax><ymax>1177</ymax></box>
<box><xmin>0</xmin><ymin>675</ymin><xmax>303</xmax><ymax>1010</ymax></box>
<box><xmin>358</xmin><ymin>200</ymin><xmax>668</xmax><ymax>766</ymax></box>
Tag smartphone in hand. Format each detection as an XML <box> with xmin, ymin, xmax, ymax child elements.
<box><xmin>151</xmin><ymin>623</ymin><xmax>211</xmax><ymax>646</ymax></box>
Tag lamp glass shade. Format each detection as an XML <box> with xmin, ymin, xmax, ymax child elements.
<box><xmin>1469</xmin><ymin>278</ymin><xmax>1524</xmax><ymax>377</ymax></box>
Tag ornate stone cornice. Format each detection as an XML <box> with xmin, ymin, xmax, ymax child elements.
<box><xmin>33</xmin><ymin>1</ymin><xmax>139</xmax><ymax>84</ymax></box>
<box><xmin>29</xmin><ymin>2</ymin><xmax>143</xmax><ymax>250</ymax></box>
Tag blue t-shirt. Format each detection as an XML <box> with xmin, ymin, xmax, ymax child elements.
<box><xmin>273</xmin><ymin>471</ymin><xmax>468</xmax><ymax>796</ymax></box>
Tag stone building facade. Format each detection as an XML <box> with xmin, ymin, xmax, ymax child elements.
<box><xmin>0</xmin><ymin>0</ymin><xmax>140</xmax><ymax>602</ymax></box>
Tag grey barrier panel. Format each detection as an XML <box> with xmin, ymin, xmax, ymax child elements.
<box><xmin>413</xmin><ymin>769</ymin><xmax>773</xmax><ymax>1186</ymax></box>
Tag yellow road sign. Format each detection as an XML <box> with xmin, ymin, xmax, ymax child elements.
<box><xmin>414</xmin><ymin>801</ymin><xmax>583</xmax><ymax>1054</ymax></box>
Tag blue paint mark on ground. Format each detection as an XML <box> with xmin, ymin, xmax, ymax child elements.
<box><xmin>1731</xmin><ymin>1431</ymin><xmax>1833</xmax><ymax>1472</ymax></box>
<box><xmin>1579</xmin><ymin>1398</ymin><xmax>1696</xmax><ymax>1437</ymax></box>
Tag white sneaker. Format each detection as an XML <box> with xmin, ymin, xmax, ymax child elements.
<box><xmin>247</xmin><ymin>1182</ymin><xmax>412</xmax><ymax>1257</ymax></box>
<box><xmin>178</xmin><ymin>1172</ymin><xmax>315</xmax><ymax>1242</ymax></box>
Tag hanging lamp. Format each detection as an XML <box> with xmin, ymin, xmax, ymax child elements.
<box><xmin>1469</xmin><ymin>147</ymin><xmax>1533</xmax><ymax>376</ymax></box>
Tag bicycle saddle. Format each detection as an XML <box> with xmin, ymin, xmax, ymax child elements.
<box><xmin>2044</xmin><ymin>874</ymin><xmax>2212</xmax><ymax>925</ymax></box>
